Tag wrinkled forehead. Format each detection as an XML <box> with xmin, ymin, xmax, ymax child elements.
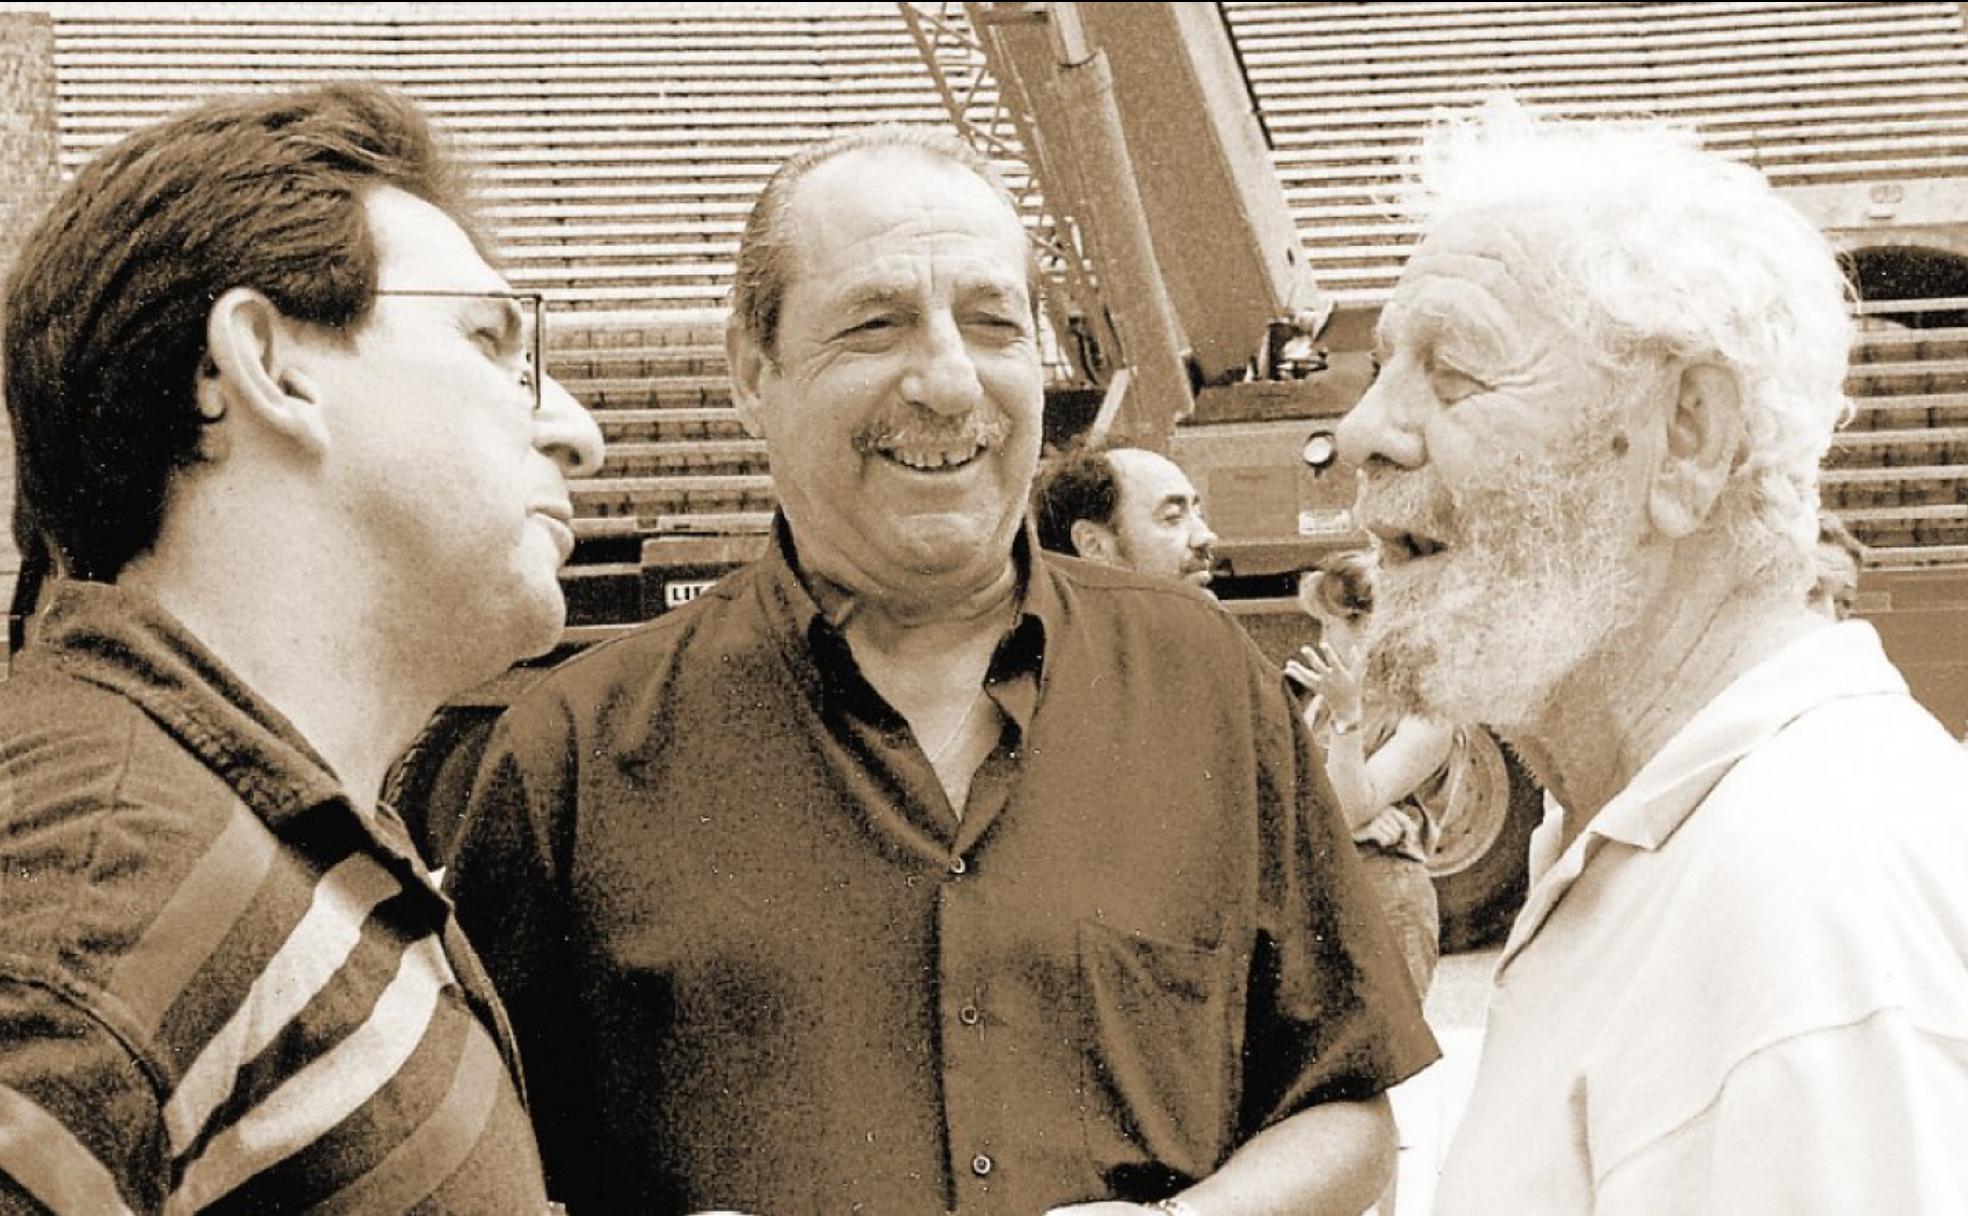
<box><xmin>1381</xmin><ymin>209</ymin><xmax>1571</xmax><ymax>349</ymax></box>
<box><xmin>782</xmin><ymin>149</ymin><xmax>1034</xmax><ymax>306</ymax></box>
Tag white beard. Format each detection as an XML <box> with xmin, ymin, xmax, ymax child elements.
<box><xmin>1365</xmin><ymin>429</ymin><xmax>1638</xmax><ymax>732</ymax></box>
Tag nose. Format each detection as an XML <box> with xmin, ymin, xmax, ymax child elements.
<box><xmin>535</xmin><ymin>374</ymin><xmax>606</xmax><ymax>478</ymax></box>
<box><xmin>1190</xmin><ymin>512</ymin><xmax>1218</xmax><ymax>552</ymax></box>
<box><xmin>900</xmin><ymin>315</ymin><xmax>985</xmax><ymax>417</ymax></box>
<box><xmin>1337</xmin><ymin>375</ymin><xmax>1426</xmax><ymax>471</ymax></box>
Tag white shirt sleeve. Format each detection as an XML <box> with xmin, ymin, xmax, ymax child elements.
<box><xmin>1595</xmin><ymin>1008</ymin><xmax>1968</xmax><ymax>1215</ymax></box>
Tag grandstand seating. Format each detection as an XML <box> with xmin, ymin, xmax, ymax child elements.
<box><xmin>37</xmin><ymin>1</ymin><xmax>1968</xmax><ymax>594</ymax></box>
<box><xmin>1226</xmin><ymin>1</ymin><xmax>1968</xmax><ymax>301</ymax></box>
<box><xmin>1832</xmin><ymin>303</ymin><xmax>1968</xmax><ymax>565</ymax></box>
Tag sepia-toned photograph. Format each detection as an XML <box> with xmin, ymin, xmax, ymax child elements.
<box><xmin>1</xmin><ymin>2</ymin><xmax>1965</xmax><ymax>1212</ymax></box>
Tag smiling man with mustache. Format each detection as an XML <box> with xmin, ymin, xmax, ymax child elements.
<box><xmin>444</xmin><ymin>125</ymin><xmax>1438</xmax><ymax>1216</ymax></box>
<box><xmin>1338</xmin><ymin>98</ymin><xmax>1968</xmax><ymax>1213</ymax></box>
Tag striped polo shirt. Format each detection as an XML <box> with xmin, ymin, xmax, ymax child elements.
<box><xmin>0</xmin><ymin>582</ymin><xmax>549</xmax><ymax>1214</ymax></box>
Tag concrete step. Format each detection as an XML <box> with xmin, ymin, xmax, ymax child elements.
<box><xmin>1844</xmin><ymin>393</ymin><xmax>1968</xmax><ymax>431</ymax></box>
<box><xmin>1865</xmin><ymin>542</ymin><xmax>1968</xmax><ymax>569</ymax></box>
<box><xmin>601</xmin><ymin>439</ymin><xmax>768</xmax><ymax>478</ymax></box>
<box><xmin>509</xmin><ymin>263</ymin><xmax>730</xmax><ymax>291</ymax></box>
<box><xmin>1822</xmin><ymin>463</ymin><xmax>1968</xmax><ymax>514</ymax></box>
<box><xmin>1851</xmin><ymin>326</ymin><xmax>1968</xmax><ymax>364</ymax></box>
<box><xmin>572</xmin><ymin>472</ymin><xmax>777</xmax><ymax>522</ymax></box>
<box><xmin>1826</xmin><ymin>426</ymin><xmax>1968</xmax><ymax>468</ymax></box>
<box><xmin>571</xmin><ymin>375</ymin><xmax>732</xmax><ymax>410</ymax></box>
<box><xmin>1847</xmin><ymin>358</ymin><xmax>1968</xmax><ymax>397</ymax></box>
<box><xmin>1226</xmin><ymin>2</ymin><xmax>1960</xmax><ymax>43</ymax></box>
<box><xmin>591</xmin><ymin>409</ymin><xmax>748</xmax><ymax>444</ymax></box>
<box><xmin>503</xmin><ymin>240</ymin><xmax>742</xmax><ymax>265</ymax></box>
<box><xmin>551</xmin><ymin>343</ymin><xmax>727</xmax><ymax>379</ymax></box>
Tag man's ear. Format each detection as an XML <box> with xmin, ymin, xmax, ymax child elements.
<box><xmin>727</xmin><ymin>320</ymin><xmax>771</xmax><ymax>440</ymax></box>
<box><xmin>1648</xmin><ymin>362</ymin><xmax>1744</xmax><ymax>540</ymax></box>
<box><xmin>203</xmin><ymin>286</ymin><xmax>330</xmax><ymax>458</ymax></box>
<box><xmin>1070</xmin><ymin>518</ymin><xmax>1118</xmax><ymax>565</ymax></box>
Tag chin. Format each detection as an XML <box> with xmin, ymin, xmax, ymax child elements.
<box><xmin>516</xmin><ymin>597</ymin><xmax>569</xmax><ymax>660</ymax></box>
<box><xmin>1371</xmin><ymin>585</ymin><xmax>1610</xmax><ymax>732</ymax></box>
<box><xmin>891</xmin><ymin>515</ymin><xmax>1015</xmax><ymax>574</ymax></box>
<box><xmin>480</xmin><ymin>580</ymin><xmax>568</xmax><ymax>668</ymax></box>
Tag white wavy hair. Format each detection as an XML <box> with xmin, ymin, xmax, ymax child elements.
<box><xmin>1398</xmin><ymin>96</ymin><xmax>1855</xmax><ymax>582</ymax></box>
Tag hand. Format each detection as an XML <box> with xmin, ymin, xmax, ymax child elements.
<box><xmin>1352</xmin><ymin>807</ymin><xmax>1406</xmax><ymax>849</ymax></box>
<box><xmin>1288</xmin><ymin>640</ymin><xmax>1364</xmax><ymax>726</ymax></box>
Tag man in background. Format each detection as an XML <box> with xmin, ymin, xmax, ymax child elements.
<box><xmin>0</xmin><ymin>83</ymin><xmax>602</xmax><ymax>1213</ymax></box>
<box><xmin>1032</xmin><ymin>444</ymin><xmax>1219</xmax><ymax>589</ymax></box>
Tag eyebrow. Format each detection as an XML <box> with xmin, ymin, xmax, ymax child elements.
<box><xmin>1381</xmin><ymin>292</ymin><xmax>1519</xmax><ymax>373</ymax></box>
<box><xmin>833</xmin><ymin>283</ymin><xmax>917</xmax><ymax>314</ymax></box>
<box><xmin>1378</xmin><ymin>300</ymin><xmax>1447</xmax><ymax>351</ymax></box>
<box><xmin>961</xmin><ymin>283</ymin><xmax>1028</xmax><ymax>309</ymax></box>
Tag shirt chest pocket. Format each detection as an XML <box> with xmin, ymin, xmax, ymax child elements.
<box><xmin>1076</xmin><ymin>919</ymin><xmax>1238</xmax><ymax>1192</ymax></box>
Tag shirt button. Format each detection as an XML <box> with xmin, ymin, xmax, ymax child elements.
<box><xmin>958</xmin><ymin>1004</ymin><xmax>981</xmax><ymax>1026</ymax></box>
<box><xmin>971</xmin><ymin>1153</ymin><xmax>993</xmax><ymax>1177</ymax></box>
<box><xmin>949</xmin><ymin>855</ymin><xmax>968</xmax><ymax>875</ymax></box>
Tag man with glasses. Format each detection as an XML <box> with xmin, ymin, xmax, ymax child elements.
<box><xmin>0</xmin><ymin>83</ymin><xmax>601</xmax><ymax>1213</ymax></box>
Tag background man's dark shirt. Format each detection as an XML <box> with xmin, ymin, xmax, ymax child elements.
<box><xmin>448</xmin><ymin>527</ymin><xmax>1438</xmax><ymax>1214</ymax></box>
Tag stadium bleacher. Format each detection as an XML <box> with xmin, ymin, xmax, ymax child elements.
<box><xmin>31</xmin><ymin>0</ymin><xmax>1968</xmax><ymax>606</ymax></box>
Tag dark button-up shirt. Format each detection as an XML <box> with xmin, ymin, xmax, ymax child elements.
<box><xmin>448</xmin><ymin>525</ymin><xmax>1438</xmax><ymax>1214</ymax></box>
<box><xmin>0</xmin><ymin>582</ymin><xmax>548</xmax><ymax>1214</ymax></box>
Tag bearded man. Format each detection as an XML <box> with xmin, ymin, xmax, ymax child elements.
<box><xmin>444</xmin><ymin>125</ymin><xmax>1437</xmax><ymax>1215</ymax></box>
<box><xmin>1337</xmin><ymin>97</ymin><xmax>1968</xmax><ymax>1213</ymax></box>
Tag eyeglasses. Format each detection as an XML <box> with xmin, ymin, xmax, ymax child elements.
<box><xmin>372</xmin><ymin>289</ymin><xmax>546</xmax><ymax>412</ymax></box>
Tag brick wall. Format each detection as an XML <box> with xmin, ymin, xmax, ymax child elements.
<box><xmin>0</xmin><ymin>12</ymin><xmax>59</xmax><ymax>626</ymax></box>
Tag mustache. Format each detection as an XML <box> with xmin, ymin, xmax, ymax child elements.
<box><xmin>852</xmin><ymin>405</ymin><xmax>1010</xmax><ymax>455</ymax></box>
<box><xmin>1353</xmin><ymin>467</ymin><xmax>1459</xmax><ymax>544</ymax></box>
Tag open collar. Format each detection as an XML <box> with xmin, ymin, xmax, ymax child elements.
<box><xmin>1500</xmin><ymin>621</ymin><xmax>1908</xmax><ymax>970</ymax></box>
<box><xmin>754</xmin><ymin>513</ymin><xmax>1058</xmax><ymax>733</ymax></box>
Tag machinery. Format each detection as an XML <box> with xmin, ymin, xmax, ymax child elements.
<box><xmin>901</xmin><ymin>0</ymin><xmax>1542</xmax><ymax>950</ymax></box>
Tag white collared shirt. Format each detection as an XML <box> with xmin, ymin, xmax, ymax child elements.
<box><xmin>1436</xmin><ymin>621</ymin><xmax>1968</xmax><ymax>1214</ymax></box>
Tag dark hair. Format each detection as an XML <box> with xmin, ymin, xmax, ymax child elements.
<box><xmin>1030</xmin><ymin>447</ymin><xmax>1121</xmax><ymax>556</ymax></box>
<box><xmin>4</xmin><ymin>82</ymin><xmax>480</xmax><ymax>582</ymax></box>
<box><xmin>730</xmin><ymin>124</ymin><xmax>1024</xmax><ymax>361</ymax></box>
<box><xmin>1302</xmin><ymin>549</ymin><xmax>1375</xmax><ymax>623</ymax></box>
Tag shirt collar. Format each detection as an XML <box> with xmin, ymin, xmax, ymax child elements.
<box><xmin>1502</xmin><ymin>620</ymin><xmax>1907</xmax><ymax>966</ymax></box>
<box><xmin>35</xmin><ymin>580</ymin><xmax>351</xmax><ymax>828</ymax></box>
<box><xmin>755</xmin><ymin>513</ymin><xmax>1057</xmax><ymax>730</ymax></box>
